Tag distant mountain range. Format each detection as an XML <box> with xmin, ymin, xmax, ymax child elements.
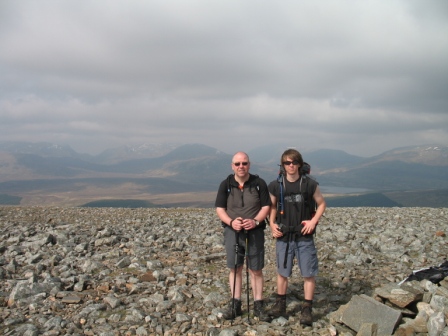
<box><xmin>0</xmin><ymin>141</ymin><xmax>447</xmax><ymax>208</ymax></box>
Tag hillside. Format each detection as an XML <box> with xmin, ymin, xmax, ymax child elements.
<box><xmin>0</xmin><ymin>141</ymin><xmax>447</xmax><ymax>207</ymax></box>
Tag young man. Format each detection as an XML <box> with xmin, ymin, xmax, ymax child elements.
<box><xmin>268</xmin><ymin>149</ymin><xmax>326</xmax><ymax>326</ymax></box>
<box><xmin>215</xmin><ymin>151</ymin><xmax>271</xmax><ymax>321</ymax></box>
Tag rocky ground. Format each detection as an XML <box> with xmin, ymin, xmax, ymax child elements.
<box><xmin>0</xmin><ymin>206</ymin><xmax>447</xmax><ymax>335</ymax></box>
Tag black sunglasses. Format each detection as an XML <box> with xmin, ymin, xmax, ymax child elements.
<box><xmin>233</xmin><ymin>162</ymin><xmax>249</xmax><ymax>167</ymax></box>
<box><xmin>283</xmin><ymin>160</ymin><xmax>299</xmax><ymax>166</ymax></box>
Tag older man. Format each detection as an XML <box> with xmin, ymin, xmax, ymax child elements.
<box><xmin>215</xmin><ymin>152</ymin><xmax>271</xmax><ymax>321</ymax></box>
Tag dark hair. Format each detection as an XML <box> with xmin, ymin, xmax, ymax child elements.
<box><xmin>280</xmin><ymin>148</ymin><xmax>303</xmax><ymax>168</ymax></box>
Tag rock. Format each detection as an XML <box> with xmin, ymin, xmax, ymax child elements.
<box><xmin>340</xmin><ymin>294</ymin><xmax>402</xmax><ymax>335</ymax></box>
<box><xmin>0</xmin><ymin>206</ymin><xmax>447</xmax><ymax>335</ymax></box>
<box><xmin>356</xmin><ymin>323</ymin><xmax>378</xmax><ymax>336</ymax></box>
<box><xmin>375</xmin><ymin>282</ymin><xmax>424</xmax><ymax>308</ymax></box>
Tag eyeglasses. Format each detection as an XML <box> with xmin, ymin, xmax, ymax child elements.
<box><xmin>283</xmin><ymin>160</ymin><xmax>299</xmax><ymax>166</ymax></box>
<box><xmin>233</xmin><ymin>162</ymin><xmax>249</xmax><ymax>167</ymax></box>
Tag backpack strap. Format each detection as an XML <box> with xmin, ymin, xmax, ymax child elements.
<box><xmin>226</xmin><ymin>174</ymin><xmax>261</xmax><ymax>198</ymax></box>
<box><xmin>225</xmin><ymin>174</ymin><xmax>233</xmax><ymax>197</ymax></box>
<box><xmin>225</xmin><ymin>174</ymin><xmax>268</xmax><ymax>230</ymax></box>
<box><xmin>276</xmin><ymin>172</ymin><xmax>318</xmax><ymax>224</ymax></box>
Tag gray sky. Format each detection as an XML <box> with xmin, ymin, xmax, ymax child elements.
<box><xmin>1</xmin><ymin>0</ymin><xmax>447</xmax><ymax>157</ymax></box>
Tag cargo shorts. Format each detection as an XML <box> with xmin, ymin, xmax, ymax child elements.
<box><xmin>276</xmin><ymin>238</ymin><xmax>318</xmax><ymax>278</ymax></box>
<box><xmin>224</xmin><ymin>226</ymin><xmax>265</xmax><ymax>271</ymax></box>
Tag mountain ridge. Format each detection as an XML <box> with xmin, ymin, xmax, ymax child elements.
<box><xmin>0</xmin><ymin>141</ymin><xmax>447</xmax><ymax>207</ymax></box>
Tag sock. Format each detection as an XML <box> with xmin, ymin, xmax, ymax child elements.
<box><xmin>278</xmin><ymin>294</ymin><xmax>286</xmax><ymax>300</ymax></box>
<box><xmin>304</xmin><ymin>299</ymin><xmax>313</xmax><ymax>306</ymax></box>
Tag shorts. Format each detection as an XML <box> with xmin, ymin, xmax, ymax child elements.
<box><xmin>276</xmin><ymin>238</ymin><xmax>318</xmax><ymax>278</ymax></box>
<box><xmin>224</xmin><ymin>226</ymin><xmax>265</xmax><ymax>271</ymax></box>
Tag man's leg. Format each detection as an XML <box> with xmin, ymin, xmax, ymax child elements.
<box><xmin>297</xmin><ymin>239</ymin><xmax>318</xmax><ymax>326</ymax></box>
<box><xmin>223</xmin><ymin>227</ymin><xmax>244</xmax><ymax>319</ymax></box>
<box><xmin>229</xmin><ymin>265</ymin><xmax>243</xmax><ymax>299</ymax></box>
<box><xmin>269</xmin><ymin>239</ymin><xmax>292</xmax><ymax>318</ymax></box>
<box><xmin>249</xmin><ymin>269</ymin><xmax>263</xmax><ymax>300</ymax></box>
<box><xmin>303</xmin><ymin>276</ymin><xmax>315</xmax><ymax>300</ymax></box>
<box><xmin>247</xmin><ymin>228</ymin><xmax>270</xmax><ymax>322</ymax></box>
<box><xmin>247</xmin><ymin>228</ymin><xmax>266</xmax><ymax>299</ymax></box>
<box><xmin>222</xmin><ymin>265</ymin><xmax>243</xmax><ymax>320</ymax></box>
<box><xmin>269</xmin><ymin>273</ymin><xmax>288</xmax><ymax>318</ymax></box>
<box><xmin>250</xmin><ymin>269</ymin><xmax>270</xmax><ymax>321</ymax></box>
<box><xmin>277</xmin><ymin>273</ymin><xmax>288</xmax><ymax>295</ymax></box>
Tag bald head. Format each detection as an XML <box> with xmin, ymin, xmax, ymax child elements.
<box><xmin>232</xmin><ymin>151</ymin><xmax>249</xmax><ymax>163</ymax></box>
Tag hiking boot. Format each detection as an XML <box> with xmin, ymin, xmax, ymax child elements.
<box><xmin>300</xmin><ymin>303</ymin><xmax>313</xmax><ymax>326</ymax></box>
<box><xmin>254</xmin><ymin>300</ymin><xmax>271</xmax><ymax>322</ymax></box>
<box><xmin>222</xmin><ymin>298</ymin><xmax>242</xmax><ymax>320</ymax></box>
<box><xmin>269</xmin><ymin>295</ymin><xmax>286</xmax><ymax>318</ymax></box>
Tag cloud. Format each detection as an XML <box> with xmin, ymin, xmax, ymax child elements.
<box><xmin>0</xmin><ymin>0</ymin><xmax>447</xmax><ymax>156</ymax></box>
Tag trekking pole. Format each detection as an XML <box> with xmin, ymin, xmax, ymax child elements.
<box><xmin>245</xmin><ymin>230</ymin><xmax>251</xmax><ymax>324</ymax></box>
<box><xmin>277</xmin><ymin>167</ymin><xmax>289</xmax><ymax>268</ymax></box>
<box><xmin>231</xmin><ymin>231</ymin><xmax>239</xmax><ymax>324</ymax></box>
<box><xmin>277</xmin><ymin>167</ymin><xmax>285</xmax><ymax>218</ymax></box>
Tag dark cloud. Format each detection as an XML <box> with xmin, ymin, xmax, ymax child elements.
<box><xmin>0</xmin><ymin>0</ymin><xmax>447</xmax><ymax>157</ymax></box>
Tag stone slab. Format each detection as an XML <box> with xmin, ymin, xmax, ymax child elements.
<box><xmin>341</xmin><ymin>294</ymin><xmax>402</xmax><ymax>335</ymax></box>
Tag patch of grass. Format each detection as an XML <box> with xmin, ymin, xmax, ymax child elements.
<box><xmin>80</xmin><ymin>199</ymin><xmax>160</xmax><ymax>208</ymax></box>
<box><xmin>0</xmin><ymin>193</ymin><xmax>22</xmax><ymax>205</ymax></box>
<box><xmin>325</xmin><ymin>193</ymin><xmax>402</xmax><ymax>207</ymax></box>
<box><xmin>200</xmin><ymin>263</ymin><xmax>220</xmax><ymax>273</ymax></box>
<box><xmin>202</xmin><ymin>285</ymin><xmax>222</xmax><ymax>295</ymax></box>
<box><xmin>108</xmin><ymin>267</ymin><xmax>141</xmax><ymax>277</ymax></box>
<box><xmin>316</xmin><ymin>274</ymin><xmax>333</xmax><ymax>288</ymax></box>
<box><xmin>99</xmin><ymin>309</ymin><xmax>127</xmax><ymax>320</ymax></box>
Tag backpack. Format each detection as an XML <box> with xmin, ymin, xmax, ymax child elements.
<box><xmin>401</xmin><ymin>260</ymin><xmax>448</xmax><ymax>284</ymax></box>
<box><xmin>277</xmin><ymin>161</ymin><xmax>318</xmax><ymax>267</ymax></box>
<box><xmin>277</xmin><ymin>162</ymin><xmax>317</xmax><ymax>221</ymax></box>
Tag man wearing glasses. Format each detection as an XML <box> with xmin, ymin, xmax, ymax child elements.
<box><xmin>268</xmin><ymin>149</ymin><xmax>326</xmax><ymax>326</ymax></box>
<box><xmin>215</xmin><ymin>152</ymin><xmax>271</xmax><ymax>321</ymax></box>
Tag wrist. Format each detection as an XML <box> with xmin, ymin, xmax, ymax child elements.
<box><xmin>229</xmin><ymin>219</ymin><xmax>234</xmax><ymax>226</ymax></box>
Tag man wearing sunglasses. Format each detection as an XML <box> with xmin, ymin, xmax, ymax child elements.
<box><xmin>268</xmin><ymin>149</ymin><xmax>326</xmax><ymax>326</ymax></box>
<box><xmin>215</xmin><ymin>151</ymin><xmax>271</xmax><ymax>321</ymax></box>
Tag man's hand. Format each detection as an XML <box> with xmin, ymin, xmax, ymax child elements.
<box><xmin>231</xmin><ymin>217</ymin><xmax>244</xmax><ymax>231</ymax></box>
<box><xmin>270</xmin><ymin>223</ymin><xmax>283</xmax><ymax>238</ymax></box>
<box><xmin>242</xmin><ymin>218</ymin><xmax>256</xmax><ymax>231</ymax></box>
<box><xmin>301</xmin><ymin>220</ymin><xmax>317</xmax><ymax>235</ymax></box>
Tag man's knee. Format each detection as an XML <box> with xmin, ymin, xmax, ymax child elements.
<box><xmin>250</xmin><ymin>269</ymin><xmax>263</xmax><ymax>277</ymax></box>
<box><xmin>278</xmin><ymin>273</ymin><xmax>288</xmax><ymax>280</ymax></box>
<box><xmin>229</xmin><ymin>266</ymin><xmax>244</xmax><ymax>273</ymax></box>
<box><xmin>303</xmin><ymin>276</ymin><xmax>315</xmax><ymax>283</ymax></box>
